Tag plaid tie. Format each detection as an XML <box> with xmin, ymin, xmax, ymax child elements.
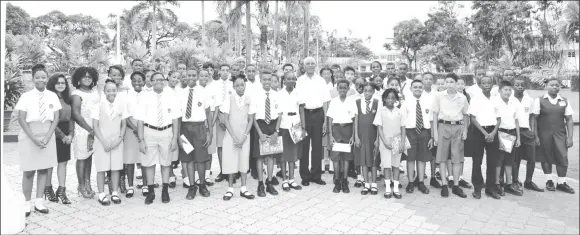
<box><xmin>157</xmin><ymin>94</ymin><xmax>164</xmax><ymax>127</ymax></box>
<box><xmin>185</xmin><ymin>88</ymin><xmax>194</xmax><ymax>119</ymax></box>
<box><xmin>416</xmin><ymin>99</ymin><xmax>423</xmax><ymax>134</ymax></box>
<box><xmin>38</xmin><ymin>92</ymin><xmax>46</xmax><ymax>122</ymax></box>
<box><xmin>366</xmin><ymin>99</ymin><xmax>371</xmax><ymax>114</ymax></box>
<box><xmin>265</xmin><ymin>92</ymin><xmax>271</xmax><ymax>124</ymax></box>
<box><xmin>109</xmin><ymin>103</ymin><xmax>115</xmax><ymax>120</ymax></box>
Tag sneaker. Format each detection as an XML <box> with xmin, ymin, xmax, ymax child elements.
<box><xmin>546</xmin><ymin>180</ymin><xmax>556</xmax><ymax>191</ymax></box>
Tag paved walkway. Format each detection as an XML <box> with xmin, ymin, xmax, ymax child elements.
<box><xmin>2</xmin><ymin>128</ymin><xmax>579</xmax><ymax>234</ymax></box>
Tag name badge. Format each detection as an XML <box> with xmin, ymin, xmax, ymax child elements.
<box><xmin>559</xmin><ymin>101</ymin><xmax>566</xmax><ymax>107</ymax></box>
<box><xmin>198</xmin><ymin>102</ymin><xmax>202</xmax><ymax>107</ymax></box>
<box><xmin>48</xmin><ymin>104</ymin><xmax>54</xmax><ymax>109</ymax></box>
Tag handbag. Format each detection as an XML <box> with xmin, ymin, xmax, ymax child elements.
<box><xmin>289</xmin><ymin>122</ymin><xmax>307</xmax><ymax>144</ymax></box>
<box><xmin>498</xmin><ymin>131</ymin><xmax>517</xmax><ymax>153</ymax></box>
<box><xmin>259</xmin><ymin>136</ymin><xmax>284</xmax><ymax>155</ymax></box>
<box><xmin>387</xmin><ymin>135</ymin><xmax>411</xmax><ymax>153</ymax></box>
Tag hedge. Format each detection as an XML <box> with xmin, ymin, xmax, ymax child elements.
<box><xmin>358</xmin><ymin>72</ymin><xmax>475</xmax><ymax>86</ymax></box>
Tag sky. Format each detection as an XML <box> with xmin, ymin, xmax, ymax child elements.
<box><xmin>9</xmin><ymin>1</ymin><xmax>473</xmax><ymax>55</ymax></box>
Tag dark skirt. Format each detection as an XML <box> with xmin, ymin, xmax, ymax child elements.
<box><xmin>515</xmin><ymin>128</ymin><xmax>536</xmax><ymax>162</ymax></box>
<box><xmin>330</xmin><ymin>123</ymin><xmax>354</xmax><ymax>161</ymax></box>
<box><xmin>178</xmin><ymin>122</ymin><xmax>210</xmax><ymax>163</ymax></box>
<box><xmin>253</xmin><ymin>119</ymin><xmax>282</xmax><ymax>159</ymax></box>
<box><xmin>56</xmin><ymin>122</ymin><xmax>71</xmax><ymax>163</ymax></box>
<box><xmin>535</xmin><ymin>128</ymin><xmax>568</xmax><ymax>166</ymax></box>
<box><xmin>280</xmin><ymin>129</ymin><xmax>301</xmax><ymax>162</ymax></box>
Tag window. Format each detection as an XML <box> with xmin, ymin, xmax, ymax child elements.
<box><xmin>568</xmin><ymin>52</ymin><xmax>576</xmax><ymax>58</ymax></box>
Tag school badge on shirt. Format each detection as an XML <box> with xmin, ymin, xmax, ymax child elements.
<box><xmin>49</xmin><ymin>104</ymin><xmax>54</xmax><ymax>109</ymax></box>
<box><xmin>198</xmin><ymin>102</ymin><xmax>202</xmax><ymax>107</ymax></box>
<box><xmin>559</xmin><ymin>101</ymin><xmax>566</xmax><ymax>106</ymax></box>
<box><xmin>168</xmin><ymin>108</ymin><xmax>172</xmax><ymax>113</ymax></box>
<box><xmin>426</xmin><ymin>109</ymin><xmax>429</xmax><ymax>114</ymax></box>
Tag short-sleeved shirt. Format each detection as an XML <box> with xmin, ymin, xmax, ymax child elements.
<box><xmin>14</xmin><ymin>88</ymin><xmax>62</xmax><ymax>123</ymax></box>
<box><xmin>400</xmin><ymin>77</ymin><xmax>414</xmax><ymax>100</ymax></box>
<box><xmin>249</xmin><ymin>88</ymin><xmax>281</xmax><ymax>121</ymax></box>
<box><xmin>531</xmin><ymin>94</ymin><xmax>574</xmax><ymax>116</ymax></box>
<box><xmin>196</xmin><ymin>85</ymin><xmax>216</xmax><ymax>112</ymax></box>
<box><xmin>359</xmin><ymin>97</ymin><xmax>382</xmax><ymax>115</ymax></box>
<box><xmin>278</xmin><ymin>88</ymin><xmax>301</xmax><ymax>129</ymax></box>
<box><xmin>326</xmin><ymin>96</ymin><xmax>357</xmax><ymax>124</ymax></box>
<box><xmin>512</xmin><ymin>93</ymin><xmax>534</xmax><ymax>129</ymax></box>
<box><xmin>401</xmin><ymin>95</ymin><xmax>433</xmax><ymax>129</ymax></box>
<box><xmin>373</xmin><ymin>106</ymin><xmax>405</xmax><ymax>138</ymax></box>
<box><xmin>466</xmin><ymin>84</ymin><xmax>482</xmax><ymax>100</ymax></box>
<box><xmin>209</xmin><ymin>78</ymin><xmax>234</xmax><ymax>107</ymax></box>
<box><xmin>492</xmin><ymin>96</ymin><xmax>520</xmax><ymax>130</ymax></box>
<box><xmin>431</xmin><ymin>91</ymin><xmax>469</xmax><ymax>122</ymax></box>
<box><xmin>135</xmin><ymin>90</ymin><xmax>181</xmax><ymax>126</ymax></box>
<box><xmin>468</xmin><ymin>93</ymin><xmax>500</xmax><ymax>126</ymax></box>
<box><xmin>125</xmin><ymin>89</ymin><xmax>144</xmax><ymax>118</ymax></box>
<box><xmin>296</xmin><ymin>74</ymin><xmax>331</xmax><ymax>109</ymax></box>
<box><xmin>220</xmin><ymin>93</ymin><xmax>250</xmax><ymax>114</ymax></box>
<box><xmin>91</xmin><ymin>98</ymin><xmax>129</xmax><ymax>121</ymax></box>
<box><xmin>178</xmin><ymin>86</ymin><xmax>211</xmax><ymax>122</ymax></box>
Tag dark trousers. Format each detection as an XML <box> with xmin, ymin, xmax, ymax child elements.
<box><xmin>470</xmin><ymin>126</ymin><xmax>499</xmax><ymax>190</ymax></box>
<box><xmin>249</xmin><ymin>125</ymin><xmax>258</xmax><ymax>178</ymax></box>
<box><xmin>300</xmin><ymin>108</ymin><xmax>324</xmax><ymax>181</ymax></box>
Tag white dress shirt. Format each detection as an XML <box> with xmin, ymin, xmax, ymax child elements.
<box><xmin>249</xmin><ymin>88</ymin><xmax>281</xmax><ymax>121</ymax></box>
<box><xmin>400</xmin><ymin>77</ymin><xmax>414</xmax><ymax>100</ymax></box>
<box><xmin>196</xmin><ymin>86</ymin><xmax>216</xmax><ymax>112</ymax></box>
<box><xmin>14</xmin><ymin>88</ymin><xmax>62</xmax><ymax>123</ymax></box>
<box><xmin>466</xmin><ymin>84</ymin><xmax>482</xmax><ymax>100</ymax></box>
<box><xmin>178</xmin><ymin>86</ymin><xmax>211</xmax><ymax>122</ymax></box>
<box><xmin>91</xmin><ymin>98</ymin><xmax>129</xmax><ymax>121</ymax></box>
<box><xmin>125</xmin><ymin>89</ymin><xmax>144</xmax><ymax>118</ymax></box>
<box><xmin>531</xmin><ymin>93</ymin><xmax>574</xmax><ymax>116</ymax></box>
<box><xmin>209</xmin><ymin>78</ymin><xmax>234</xmax><ymax>107</ymax></box>
<box><xmin>468</xmin><ymin>93</ymin><xmax>500</xmax><ymax>126</ymax></box>
<box><xmin>492</xmin><ymin>96</ymin><xmax>520</xmax><ymax>130</ymax></box>
<box><xmin>296</xmin><ymin>74</ymin><xmax>331</xmax><ymax>109</ymax></box>
<box><xmin>326</xmin><ymin>96</ymin><xmax>357</xmax><ymax>124</ymax></box>
<box><xmin>512</xmin><ymin>93</ymin><xmax>534</xmax><ymax>129</ymax></box>
<box><xmin>278</xmin><ymin>88</ymin><xmax>301</xmax><ymax>129</ymax></box>
<box><xmin>135</xmin><ymin>90</ymin><xmax>181</xmax><ymax>126</ymax></box>
<box><xmin>401</xmin><ymin>95</ymin><xmax>433</xmax><ymax>129</ymax></box>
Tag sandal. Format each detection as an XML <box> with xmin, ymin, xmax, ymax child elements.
<box><xmin>354</xmin><ymin>180</ymin><xmax>363</xmax><ymax>188</ymax></box>
<box><xmin>240</xmin><ymin>190</ymin><xmax>255</xmax><ymax>200</ymax></box>
<box><xmin>98</xmin><ymin>196</ymin><xmax>111</xmax><ymax>206</ymax></box>
<box><xmin>223</xmin><ymin>191</ymin><xmax>234</xmax><ymax>201</ymax></box>
<box><xmin>111</xmin><ymin>195</ymin><xmax>122</xmax><ymax>204</ymax></box>
<box><xmin>370</xmin><ymin>187</ymin><xmax>378</xmax><ymax>195</ymax></box>
<box><xmin>142</xmin><ymin>187</ymin><xmax>149</xmax><ymax>196</ymax></box>
<box><xmin>289</xmin><ymin>182</ymin><xmax>302</xmax><ymax>190</ymax></box>
<box><xmin>384</xmin><ymin>192</ymin><xmax>392</xmax><ymax>199</ymax></box>
<box><xmin>126</xmin><ymin>188</ymin><xmax>134</xmax><ymax>198</ymax></box>
<box><xmin>361</xmin><ymin>186</ymin><xmax>370</xmax><ymax>195</ymax></box>
<box><xmin>282</xmin><ymin>182</ymin><xmax>291</xmax><ymax>192</ymax></box>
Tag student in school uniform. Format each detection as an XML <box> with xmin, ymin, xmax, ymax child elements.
<box><xmin>123</xmin><ymin>59</ymin><xmax>144</xmax><ymax>89</ymax></box>
<box><xmin>320</xmin><ymin>67</ymin><xmax>336</xmax><ymax>175</ymax></box>
<box><xmin>354</xmin><ymin>82</ymin><xmax>380</xmax><ymax>195</ymax></box>
<box><xmin>122</xmin><ymin>71</ymin><xmax>146</xmax><ymax>198</ymax></box>
<box><xmin>177</xmin><ymin>69</ymin><xmax>213</xmax><ymax>199</ymax></box>
<box><xmin>467</xmin><ymin>75</ymin><xmax>501</xmax><ymax>199</ymax></box>
<box><xmin>250</xmin><ymin>71</ymin><xmax>282</xmax><ymax>197</ymax></box>
<box><xmin>177</xmin><ymin>63</ymin><xmax>188</xmax><ymax>88</ymax></box>
<box><xmin>92</xmin><ymin>79</ymin><xmax>128</xmax><ymax>205</ymax></box>
<box><xmin>221</xmin><ymin>74</ymin><xmax>256</xmax><ymax>200</ymax></box>
<box><xmin>143</xmin><ymin>69</ymin><xmax>155</xmax><ymax>93</ymax></box>
<box><xmin>398</xmin><ymin>63</ymin><xmax>414</xmax><ymax>100</ymax></box>
<box><xmin>194</xmin><ymin>69</ymin><xmax>216</xmax><ymax>187</ymax></box>
<box><xmin>373</xmin><ymin>88</ymin><xmax>405</xmax><ymax>199</ymax></box>
<box><xmin>492</xmin><ymin>81</ymin><xmax>523</xmax><ymax>196</ymax></box>
<box><xmin>136</xmin><ymin>72</ymin><xmax>182</xmax><ymax>204</ymax></box>
<box><xmin>420</xmin><ymin>72</ymin><xmax>442</xmax><ymax>189</ymax></box>
<box><xmin>277</xmin><ymin>72</ymin><xmax>305</xmax><ymax>192</ymax></box>
<box><xmin>366</xmin><ymin>61</ymin><xmax>383</xmax><ymax>83</ymax></box>
<box><xmin>211</xmin><ymin>64</ymin><xmax>234</xmax><ymax>183</ymax></box>
<box><xmin>511</xmin><ymin>77</ymin><xmax>544</xmax><ymax>192</ymax></box>
<box><xmin>16</xmin><ymin>64</ymin><xmax>61</xmax><ymax>216</ymax></box>
<box><xmin>71</xmin><ymin>66</ymin><xmax>101</xmax><ymax>199</ymax></box>
<box><xmin>246</xmin><ymin>64</ymin><xmax>264</xmax><ymax>181</ymax></box>
<box><xmin>327</xmin><ymin>79</ymin><xmax>358</xmax><ymax>194</ymax></box>
<box><xmin>105</xmin><ymin>65</ymin><xmax>128</xmax><ymax>194</ymax></box>
<box><xmin>531</xmin><ymin>77</ymin><xmax>575</xmax><ymax>194</ymax></box>
<box><xmin>344</xmin><ymin>66</ymin><xmax>360</xmax><ymax>95</ymax></box>
<box><xmin>401</xmin><ymin>80</ymin><xmax>432</xmax><ymax>195</ymax></box>
<box><xmin>44</xmin><ymin>73</ymin><xmax>74</xmax><ymax>205</ymax></box>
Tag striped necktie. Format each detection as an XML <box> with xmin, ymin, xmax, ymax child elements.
<box><xmin>38</xmin><ymin>92</ymin><xmax>46</xmax><ymax>122</ymax></box>
<box><xmin>366</xmin><ymin>99</ymin><xmax>371</xmax><ymax>114</ymax></box>
<box><xmin>109</xmin><ymin>103</ymin><xmax>115</xmax><ymax>120</ymax></box>
<box><xmin>416</xmin><ymin>99</ymin><xmax>423</xmax><ymax>134</ymax></box>
<box><xmin>185</xmin><ymin>88</ymin><xmax>194</xmax><ymax>119</ymax></box>
<box><xmin>237</xmin><ymin>95</ymin><xmax>244</xmax><ymax>110</ymax></box>
<box><xmin>156</xmin><ymin>94</ymin><xmax>164</xmax><ymax>127</ymax></box>
<box><xmin>265</xmin><ymin>92</ymin><xmax>271</xmax><ymax>124</ymax></box>
<box><xmin>222</xmin><ymin>80</ymin><xmax>227</xmax><ymax>103</ymax></box>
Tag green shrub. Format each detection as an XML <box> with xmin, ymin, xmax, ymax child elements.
<box><xmin>358</xmin><ymin>72</ymin><xmax>475</xmax><ymax>86</ymax></box>
<box><xmin>571</xmin><ymin>74</ymin><xmax>579</xmax><ymax>92</ymax></box>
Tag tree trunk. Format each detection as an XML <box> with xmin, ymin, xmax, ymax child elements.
<box><xmin>260</xmin><ymin>2</ymin><xmax>268</xmax><ymax>64</ymax></box>
<box><xmin>151</xmin><ymin>4</ymin><xmax>157</xmax><ymax>57</ymax></box>
<box><xmin>285</xmin><ymin>2</ymin><xmax>291</xmax><ymax>62</ymax></box>
<box><xmin>201</xmin><ymin>0</ymin><xmax>205</xmax><ymax>47</ymax></box>
<box><xmin>245</xmin><ymin>1</ymin><xmax>252</xmax><ymax>65</ymax></box>
<box><xmin>227</xmin><ymin>2</ymin><xmax>232</xmax><ymax>48</ymax></box>
<box><xmin>273</xmin><ymin>1</ymin><xmax>279</xmax><ymax>64</ymax></box>
<box><xmin>302</xmin><ymin>1</ymin><xmax>310</xmax><ymax>58</ymax></box>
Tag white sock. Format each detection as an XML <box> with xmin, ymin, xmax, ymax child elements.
<box><xmin>371</xmin><ymin>183</ymin><xmax>377</xmax><ymax>188</ymax></box>
<box><xmin>25</xmin><ymin>200</ymin><xmax>31</xmax><ymax>211</ymax></box>
<box><xmin>169</xmin><ymin>176</ymin><xmax>176</xmax><ymax>182</ymax></box>
<box><xmin>357</xmin><ymin>174</ymin><xmax>364</xmax><ymax>181</ymax></box>
<box><xmin>184</xmin><ymin>177</ymin><xmax>190</xmax><ymax>186</ymax></box>
<box><xmin>546</xmin><ymin>174</ymin><xmax>553</xmax><ymax>181</ymax></box>
<box><xmin>384</xmin><ymin>180</ymin><xmax>389</xmax><ymax>187</ymax></box>
<box><xmin>112</xmin><ymin>191</ymin><xmax>118</xmax><ymax>196</ymax></box>
<box><xmin>240</xmin><ymin>186</ymin><xmax>246</xmax><ymax>192</ymax></box>
<box><xmin>364</xmin><ymin>183</ymin><xmax>370</xmax><ymax>189</ymax></box>
<box><xmin>34</xmin><ymin>198</ymin><xmax>46</xmax><ymax>209</ymax></box>
<box><xmin>289</xmin><ymin>179</ymin><xmax>295</xmax><ymax>184</ymax></box>
<box><xmin>448</xmin><ymin>175</ymin><xmax>453</xmax><ymax>181</ymax></box>
<box><xmin>98</xmin><ymin>192</ymin><xmax>106</xmax><ymax>201</ymax></box>
<box><xmin>205</xmin><ymin>170</ymin><xmax>211</xmax><ymax>179</ymax></box>
<box><xmin>228</xmin><ymin>187</ymin><xmax>234</xmax><ymax>193</ymax></box>
<box><xmin>558</xmin><ymin>177</ymin><xmax>566</xmax><ymax>184</ymax></box>
<box><xmin>459</xmin><ymin>175</ymin><xmax>464</xmax><ymax>180</ymax></box>
<box><xmin>393</xmin><ymin>181</ymin><xmax>400</xmax><ymax>193</ymax></box>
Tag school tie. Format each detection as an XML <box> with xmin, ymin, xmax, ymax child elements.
<box><xmin>265</xmin><ymin>92</ymin><xmax>271</xmax><ymax>124</ymax></box>
<box><xmin>416</xmin><ymin>99</ymin><xmax>423</xmax><ymax>134</ymax></box>
<box><xmin>109</xmin><ymin>103</ymin><xmax>115</xmax><ymax>120</ymax></box>
<box><xmin>185</xmin><ymin>88</ymin><xmax>194</xmax><ymax>119</ymax></box>
<box><xmin>156</xmin><ymin>94</ymin><xmax>164</xmax><ymax>127</ymax></box>
<box><xmin>237</xmin><ymin>96</ymin><xmax>244</xmax><ymax>110</ymax></box>
<box><xmin>38</xmin><ymin>92</ymin><xmax>46</xmax><ymax>123</ymax></box>
<box><xmin>366</xmin><ymin>99</ymin><xmax>371</xmax><ymax>114</ymax></box>
<box><xmin>221</xmin><ymin>80</ymin><xmax>227</xmax><ymax>103</ymax></box>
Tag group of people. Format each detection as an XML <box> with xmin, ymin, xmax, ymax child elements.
<box><xmin>15</xmin><ymin>56</ymin><xmax>575</xmax><ymax>218</ymax></box>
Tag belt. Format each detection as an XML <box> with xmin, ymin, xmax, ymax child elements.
<box><xmin>304</xmin><ymin>107</ymin><xmax>322</xmax><ymax>112</ymax></box>
<box><xmin>438</xmin><ymin>120</ymin><xmax>463</xmax><ymax>125</ymax></box>
<box><xmin>499</xmin><ymin>128</ymin><xmax>515</xmax><ymax>133</ymax></box>
<box><xmin>145</xmin><ymin>123</ymin><xmax>173</xmax><ymax>131</ymax></box>
<box><xmin>406</xmin><ymin>128</ymin><xmax>430</xmax><ymax>131</ymax></box>
<box><xmin>480</xmin><ymin>125</ymin><xmax>495</xmax><ymax>129</ymax></box>
<box><xmin>333</xmin><ymin>123</ymin><xmax>353</xmax><ymax>127</ymax></box>
<box><xmin>287</xmin><ymin>112</ymin><xmax>297</xmax><ymax>116</ymax></box>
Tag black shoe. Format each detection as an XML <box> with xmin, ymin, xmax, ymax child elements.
<box><xmin>44</xmin><ymin>186</ymin><xmax>58</xmax><ymax>203</ymax></box>
<box><xmin>153</xmin><ymin>183</ymin><xmax>159</xmax><ymax>188</ymax></box>
<box><xmin>271</xmin><ymin>177</ymin><xmax>280</xmax><ymax>186</ymax></box>
<box><xmin>496</xmin><ymin>184</ymin><xmax>505</xmax><ymax>196</ymax></box>
<box><xmin>266</xmin><ymin>180</ymin><xmax>279</xmax><ymax>196</ymax></box>
<box><xmin>168</xmin><ymin>178</ymin><xmax>176</xmax><ymax>189</ymax></box>
<box><xmin>524</xmin><ymin>181</ymin><xmax>544</xmax><ymax>192</ymax></box>
<box><xmin>406</xmin><ymin>184</ymin><xmax>414</xmax><ymax>193</ymax></box>
<box><xmin>215</xmin><ymin>173</ymin><xmax>226</xmax><ymax>183</ymax></box>
<box><xmin>56</xmin><ymin>186</ymin><xmax>71</xmax><ymax>204</ymax></box>
<box><xmin>348</xmin><ymin>170</ymin><xmax>357</xmax><ymax>179</ymax></box>
<box><xmin>546</xmin><ymin>180</ymin><xmax>556</xmax><ymax>191</ymax></box>
<box><xmin>301</xmin><ymin>179</ymin><xmax>310</xmax><ymax>186</ymax></box>
<box><xmin>556</xmin><ymin>182</ymin><xmax>575</xmax><ymax>194</ymax></box>
<box><xmin>370</xmin><ymin>186</ymin><xmax>378</xmax><ymax>195</ymax></box>
<box><xmin>310</xmin><ymin>178</ymin><xmax>326</xmax><ymax>185</ymax></box>
<box><xmin>240</xmin><ymin>190</ymin><xmax>255</xmax><ymax>199</ymax></box>
<box><xmin>430</xmin><ymin>178</ymin><xmax>442</xmax><ymax>189</ymax></box>
<box><xmin>342</xmin><ymin>179</ymin><xmax>350</xmax><ymax>193</ymax></box>
<box><xmin>276</xmin><ymin>170</ymin><xmax>283</xmax><ymax>178</ymax></box>
<box><xmin>441</xmin><ymin>185</ymin><xmax>449</xmax><ymax>198</ymax></box>
<box><xmin>136</xmin><ymin>175</ymin><xmax>143</xmax><ymax>180</ymax></box>
<box><xmin>458</xmin><ymin>179</ymin><xmax>472</xmax><ymax>189</ymax></box>
<box><xmin>161</xmin><ymin>185</ymin><xmax>170</xmax><ymax>203</ymax></box>
<box><xmin>333</xmin><ymin>179</ymin><xmax>342</xmax><ymax>193</ymax></box>
<box><xmin>145</xmin><ymin>189</ymin><xmax>155</xmax><ymax>205</ymax></box>
<box><xmin>282</xmin><ymin>182</ymin><xmax>291</xmax><ymax>192</ymax></box>
<box><xmin>393</xmin><ymin>191</ymin><xmax>402</xmax><ymax>199</ymax></box>
<box><xmin>98</xmin><ymin>196</ymin><xmax>111</xmax><ymax>206</ymax></box>
<box><xmin>34</xmin><ymin>206</ymin><xmax>49</xmax><ymax>213</ymax></box>
<box><xmin>414</xmin><ymin>177</ymin><xmax>420</xmax><ymax>187</ymax></box>
<box><xmin>223</xmin><ymin>191</ymin><xmax>234</xmax><ymax>201</ymax></box>
<box><xmin>199</xmin><ymin>184</ymin><xmax>210</xmax><ymax>197</ymax></box>
<box><xmin>448</xmin><ymin>180</ymin><xmax>454</xmax><ymax>188</ymax></box>
<box><xmin>354</xmin><ymin>180</ymin><xmax>363</xmax><ymax>188</ymax></box>
<box><xmin>505</xmin><ymin>184</ymin><xmax>523</xmax><ymax>196</ymax></box>
<box><xmin>186</xmin><ymin>185</ymin><xmax>197</xmax><ymax>200</ymax></box>
<box><xmin>485</xmin><ymin>188</ymin><xmax>501</xmax><ymax>199</ymax></box>
<box><xmin>452</xmin><ymin>186</ymin><xmax>467</xmax><ymax>198</ymax></box>
<box><xmin>472</xmin><ymin>189</ymin><xmax>482</xmax><ymax>199</ymax></box>
<box><xmin>289</xmin><ymin>182</ymin><xmax>302</xmax><ymax>190</ymax></box>
<box><xmin>418</xmin><ymin>183</ymin><xmax>429</xmax><ymax>194</ymax></box>
<box><xmin>111</xmin><ymin>195</ymin><xmax>122</xmax><ymax>204</ymax></box>
<box><xmin>361</xmin><ymin>186</ymin><xmax>370</xmax><ymax>195</ymax></box>
<box><xmin>257</xmin><ymin>182</ymin><xmax>266</xmax><ymax>197</ymax></box>
<box><xmin>205</xmin><ymin>178</ymin><xmax>214</xmax><ymax>187</ymax></box>
<box><xmin>435</xmin><ymin>171</ymin><xmax>441</xmax><ymax>180</ymax></box>
<box><xmin>172</xmin><ymin>161</ymin><xmax>179</xmax><ymax>169</ymax></box>
<box><xmin>251</xmin><ymin>174</ymin><xmax>259</xmax><ymax>180</ymax></box>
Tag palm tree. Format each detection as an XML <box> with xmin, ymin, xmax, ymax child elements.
<box><xmin>285</xmin><ymin>1</ymin><xmax>295</xmax><ymax>62</ymax></box>
<box><xmin>257</xmin><ymin>0</ymin><xmax>269</xmax><ymax>63</ymax></box>
<box><xmin>126</xmin><ymin>0</ymin><xmax>180</xmax><ymax>57</ymax></box>
<box><xmin>302</xmin><ymin>1</ymin><xmax>311</xmax><ymax>58</ymax></box>
<box><xmin>218</xmin><ymin>1</ymin><xmax>244</xmax><ymax>56</ymax></box>
<box><xmin>558</xmin><ymin>1</ymin><xmax>579</xmax><ymax>43</ymax></box>
<box><xmin>201</xmin><ymin>0</ymin><xmax>205</xmax><ymax>47</ymax></box>
<box><xmin>245</xmin><ymin>1</ymin><xmax>252</xmax><ymax>65</ymax></box>
<box><xmin>273</xmin><ymin>1</ymin><xmax>279</xmax><ymax>64</ymax></box>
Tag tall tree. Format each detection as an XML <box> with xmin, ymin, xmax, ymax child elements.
<box><xmin>302</xmin><ymin>1</ymin><xmax>311</xmax><ymax>58</ymax></box>
<box><xmin>257</xmin><ymin>0</ymin><xmax>269</xmax><ymax>63</ymax></box>
<box><xmin>390</xmin><ymin>18</ymin><xmax>428</xmax><ymax>70</ymax></box>
<box><xmin>6</xmin><ymin>3</ymin><xmax>31</xmax><ymax>35</ymax></box>
<box><xmin>273</xmin><ymin>1</ymin><xmax>280</xmax><ymax>63</ymax></box>
<box><xmin>557</xmin><ymin>1</ymin><xmax>579</xmax><ymax>43</ymax></box>
<box><xmin>201</xmin><ymin>0</ymin><xmax>205</xmax><ymax>46</ymax></box>
<box><xmin>245</xmin><ymin>1</ymin><xmax>252</xmax><ymax>65</ymax></box>
<box><xmin>126</xmin><ymin>0</ymin><xmax>180</xmax><ymax>57</ymax></box>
